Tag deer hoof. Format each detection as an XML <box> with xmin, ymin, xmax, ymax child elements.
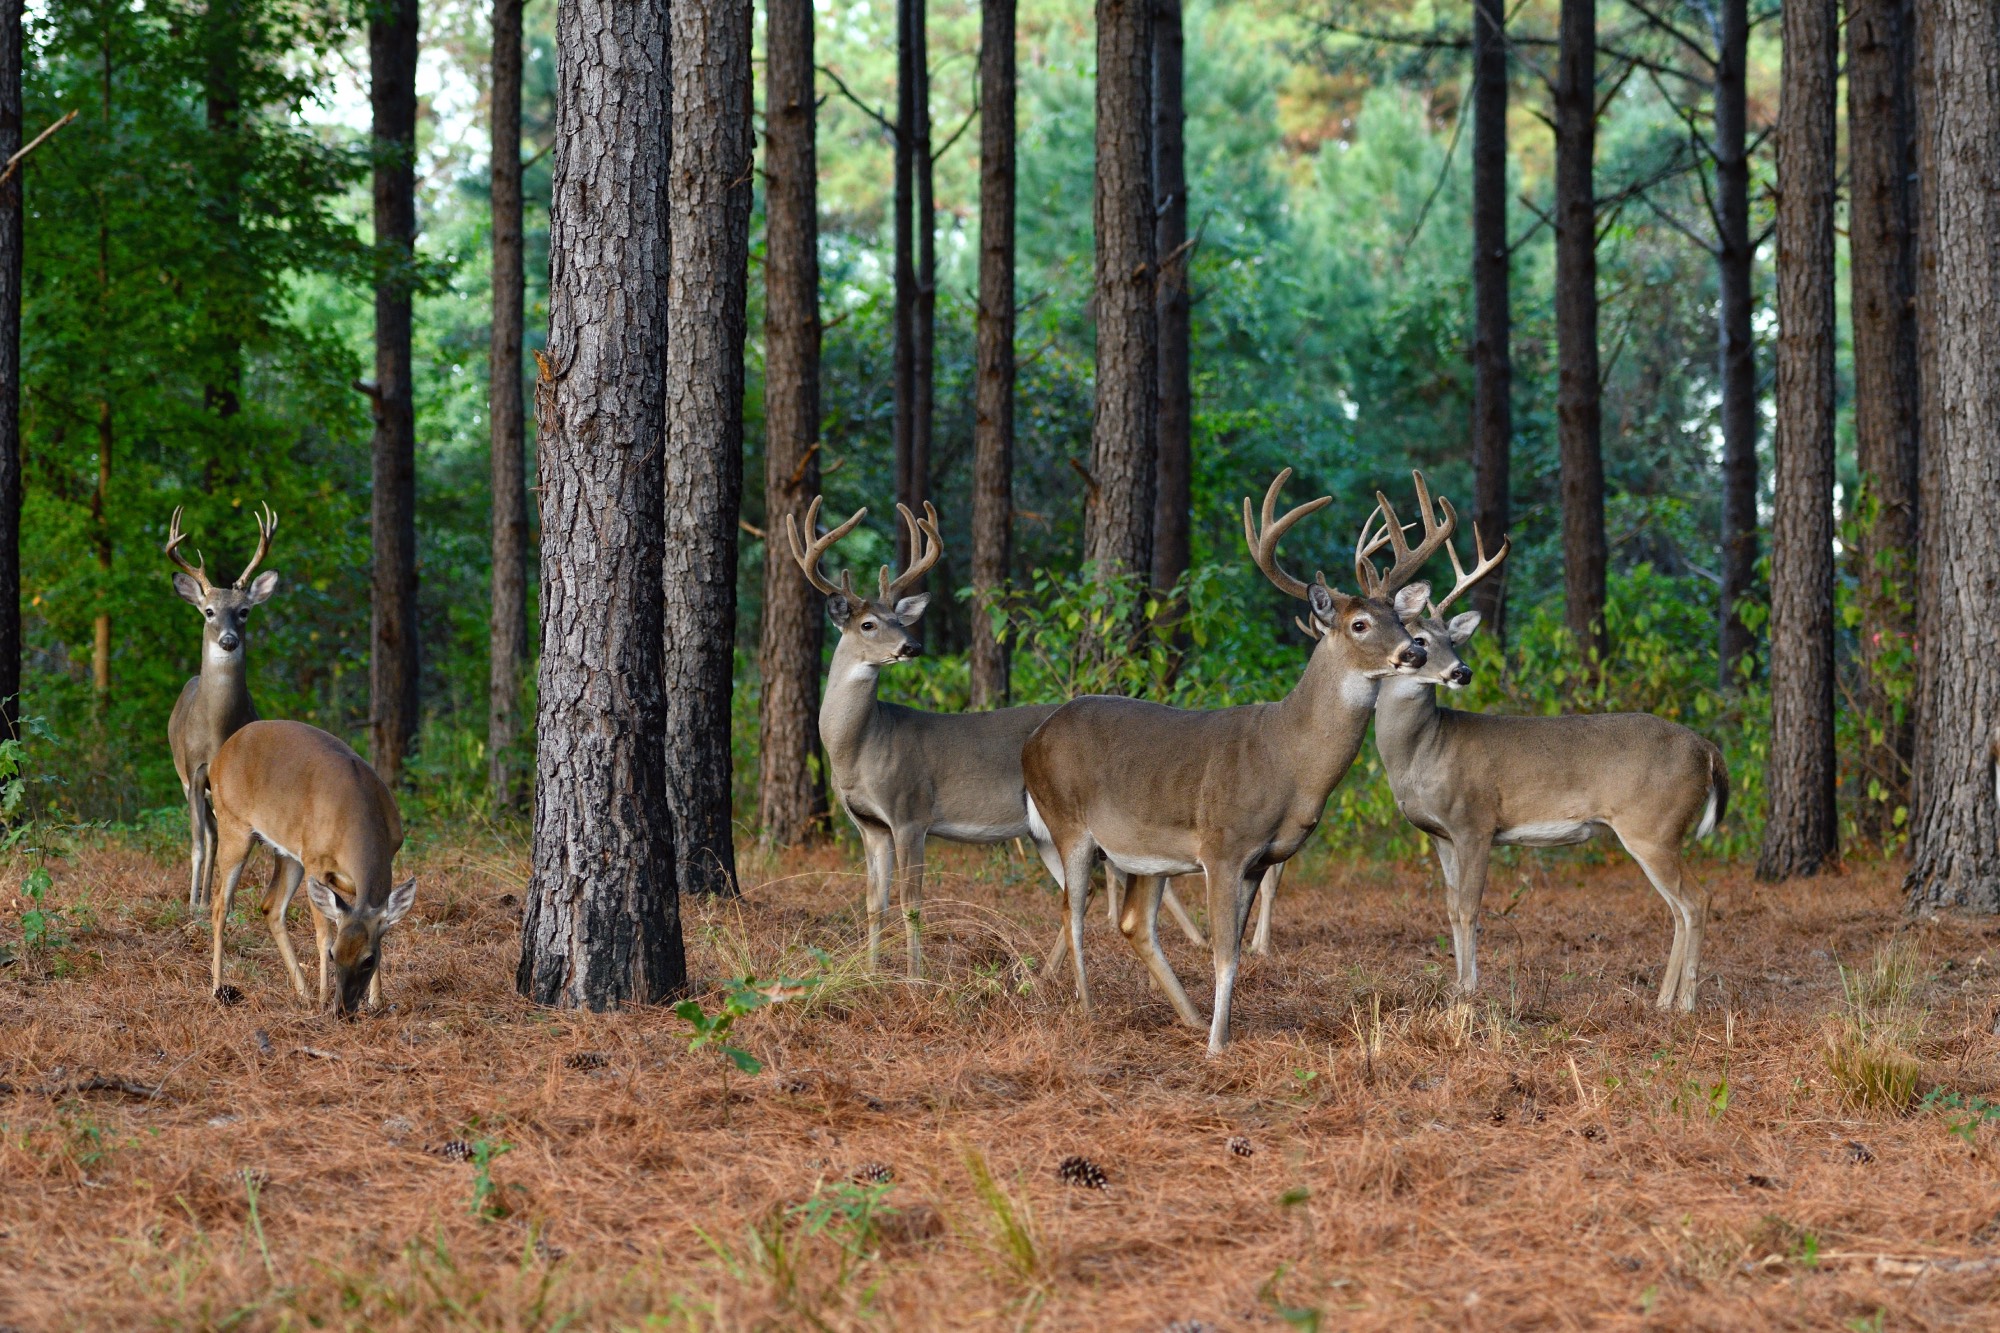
<box><xmin>213</xmin><ymin>984</ymin><xmax>245</xmax><ymax>1006</ymax></box>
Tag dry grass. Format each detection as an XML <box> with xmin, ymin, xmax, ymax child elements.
<box><xmin>5</xmin><ymin>832</ymin><xmax>2000</xmax><ymax>1330</ymax></box>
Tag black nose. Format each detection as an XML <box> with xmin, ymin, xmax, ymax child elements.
<box><xmin>218</xmin><ymin>632</ymin><xmax>240</xmax><ymax>651</ymax></box>
<box><xmin>1450</xmin><ymin>664</ymin><xmax>1473</xmax><ymax>686</ymax></box>
<box><xmin>896</xmin><ymin>642</ymin><xmax>922</xmax><ymax>659</ymax></box>
<box><xmin>1399</xmin><ymin>643</ymin><xmax>1428</xmax><ymax>667</ymax></box>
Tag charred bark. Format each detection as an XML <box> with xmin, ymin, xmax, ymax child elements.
<box><xmin>969</xmin><ymin>0</ymin><xmax>1016</xmax><ymax>709</ymax></box>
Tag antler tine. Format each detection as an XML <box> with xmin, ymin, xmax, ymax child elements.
<box><xmin>1241</xmin><ymin>469</ymin><xmax>1333</xmax><ymax>602</ymax></box>
<box><xmin>233</xmin><ymin>502</ymin><xmax>279</xmax><ymax>588</ymax></box>
<box><xmin>786</xmin><ymin>496</ymin><xmax>868</xmax><ymax>597</ymax></box>
<box><xmin>1427</xmin><ymin>523</ymin><xmax>1511</xmax><ymax>619</ymax></box>
<box><xmin>1367</xmin><ymin>469</ymin><xmax>1458</xmax><ymax>596</ymax></box>
<box><xmin>1351</xmin><ymin>500</ymin><xmax>1414</xmax><ymax>597</ymax></box>
<box><xmin>882</xmin><ymin>501</ymin><xmax>944</xmax><ymax>602</ymax></box>
<box><xmin>163</xmin><ymin>505</ymin><xmax>211</xmax><ymax>593</ymax></box>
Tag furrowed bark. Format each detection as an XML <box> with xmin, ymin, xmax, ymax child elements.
<box><xmin>1715</xmin><ymin>0</ymin><xmax>1758</xmax><ymax>686</ymax></box>
<box><xmin>1469</xmin><ymin>0</ymin><xmax>1510</xmax><ymax>641</ymax></box>
<box><xmin>892</xmin><ymin>0</ymin><xmax>917</xmax><ymax>567</ymax></box>
<box><xmin>1149</xmin><ymin>0</ymin><xmax>1190</xmax><ymax>609</ymax></box>
<box><xmin>969</xmin><ymin>0</ymin><xmax>1016</xmax><ymax>709</ymax></box>
<box><xmin>1554</xmin><ymin>0</ymin><xmax>1606</xmax><ymax>666</ymax></box>
<box><xmin>488</xmin><ymin>0</ymin><xmax>528</xmax><ymax>805</ymax></box>
<box><xmin>910</xmin><ymin>0</ymin><xmax>934</xmax><ymax>590</ymax></box>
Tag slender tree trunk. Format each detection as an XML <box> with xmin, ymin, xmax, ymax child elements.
<box><xmin>0</xmin><ymin>0</ymin><xmax>19</xmax><ymax>732</ymax></box>
<box><xmin>1758</xmin><ymin>0</ymin><xmax>1839</xmax><ymax>881</ymax></box>
<box><xmin>758</xmin><ymin>0</ymin><xmax>827</xmax><ymax>844</ymax></box>
<box><xmin>1469</xmin><ymin>0</ymin><xmax>1510</xmax><ymax>639</ymax></box>
<box><xmin>488</xmin><ymin>0</ymin><xmax>528</xmax><ymax>805</ymax></box>
<box><xmin>1555</xmin><ymin>0</ymin><xmax>1606</xmax><ymax>665</ymax></box>
<box><xmin>369</xmin><ymin>0</ymin><xmax>420</xmax><ymax>788</ymax></box>
<box><xmin>968</xmin><ymin>0</ymin><xmax>1016</xmax><ymax>709</ymax></box>
<box><xmin>93</xmin><ymin>29</ymin><xmax>111</xmax><ymax>705</ymax></box>
<box><xmin>910</xmin><ymin>0</ymin><xmax>934</xmax><ymax>588</ymax></box>
<box><xmin>664</xmin><ymin>0</ymin><xmax>751</xmax><ymax>897</ymax></box>
<box><xmin>1847</xmin><ymin>0</ymin><xmax>1920</xmax><ymax>831</ymax></box>
<box><xmin>1715</xmin><ymin>0</ymin><xmax>1758</xmax><ymax>686</ymax></box>
<box><xmin>1149</xmin><ymin>0</ymin><xmax>1190</xmax><ymax>605</ymax></box>
<box><xmin>517</xmin><ymin>0</ymin><xmax>683</xmax><ymax>1009</ymax></box>
<box><xmin>1086</xmin><ymin>0</ymin><xmax>1156</xmax><ymax>587</ymax></box>
<box><xmin>892</xmin><ymin>0</ymin><xmax>918</xmax><ymax>566</ymax></box>
<box><xmin>203</xmin><ymin>2</ymin><xmax>242</xmax><ymax>422</ymax></box>
<box><xmin>1905</xmin><ymin>0</ymin><xmax>2000</xmax><ymax>910</ymax></box>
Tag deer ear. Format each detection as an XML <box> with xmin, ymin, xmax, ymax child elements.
<box><xmin>381</xmin><ymin>877</ymin><xmax>417</xmax><ymax>927</ymax></box>
<box><xmin>1447</xmin><ymin>610</ymin><xmax>1483</xmax><ymax>645</ymax></box>
<box><xmin>173</xmin><ymin>572</ymin><xmax>205</xmax><ymax>607</ymax></box>
<box><xmin>826</xmin><ymin>594</ymin><xmax>856</xmax><ymax>626</ymax></box>
<box><xmin>1307</xmin><ymin>582</ymin><xmax>1338</xmax><ymax>626</ymax></box>
<box><xmin>893</xmin><ymin>593</ymin><xmax>930</xmax><ymax>623</ymax></box>
<box><xmin>243</xmin><ymin>571</ymin><xmax>280</xmax><ymax>605</ymax></box>
<box><xmin>305</xmin><ymin>876</ymin><xmax>352</xmax><ymax>921</ymax></box>
<box><xmin>1393</xmin><ymin>583</ymin><xmax>1430</xmax><ymax>618</ymax></box>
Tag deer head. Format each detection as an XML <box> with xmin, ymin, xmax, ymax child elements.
<box><xmin>787</xmin><ymin>497</ymin><xmax>943</xmax><ymax>667</ymax></box>
<box><xmin>166</xmin><ymin>504</ymin><xmax>280</xmax><ymax>665</ymax></box>
<box><xmin>304</xmin><ymin>874</ymin><xmax>417</xmax><ymax>1016</ymax></box>
<box><xmin>1389</xmin><ymin>481</ymin><xmax>1510</xmax><ymax>691</ymax></box>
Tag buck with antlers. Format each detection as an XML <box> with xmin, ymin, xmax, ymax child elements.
<box><xmin>1022</xmin><ymin>471</ymin><xmax>1436</xmax><ymax>1053</ymax></box>
<box><xmin>787</xmin><ymin>497</ymin><xmax>1203</xmax><ymax>976</ymax></box>
<box><xmin>205</xmin><ymin>720</ymin><xmax>414</xmax><ymax>1014</ymax></box>
<box><xmin>1367</xmin><ymin>481</ymin><xmax>1727</xmax><ymax>1012</ymax></box>
<box><xmin>166</xmin><ymin>504</ymin><xmax>280</xmax><ymax>909</ymax></box>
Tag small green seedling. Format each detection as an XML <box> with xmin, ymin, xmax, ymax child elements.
<box><xmin>468</xmin><ymin>1137</ymin><xmax>515</xmax><ymax>1221</ymax></box>
<box><xmin>675</xmin><ymin>975</ymin><xmax>817</xmax><ymax>1121</ymax></box>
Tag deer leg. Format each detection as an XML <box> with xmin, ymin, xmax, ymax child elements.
<box><xmin>1033</xmin><ymin>838</ymin><xmax>1079</xmax><ymax>980</ymax></box>
<box><xmin>1439</xmin><ymin>837</ymin><xmax>1490</xmax><ymax>997</ymax></box>
<box><xmin>260</xmin><ymin>856</ymin><xmax>308</xmax><ymax>1002</ymax></box>
<box><xmin>187</xmin><ymin>771</ymin><xmax>212</xmax><ymax>910</ymax></box>
<box><xmin>310</xmin><ymin>899</ymin><xmax>333</xmax><ymax>1008</ymax></box>
<box><xmin>1248</xmin><ymin>863</ymin><xmax>1284</xmax><ymax>955</ymax></box>
<box><xmin>892</xmin><ymin>825</ymin><xmax>927</xmax><ymax>978</ymax></box>
<box><xmin>1062</xmin><ymin>840</ymin><xmax>1099</xmax><ymax>1013</ymax></box>
<box><xmin>1162</xmin><ymin>879</ymin><xmax>1208</xmax><ymax>947</ymax></box>
<box><xmin>1117</xmin><ymin>873</ymin><xmax>1203</xmax><ymax>1028</ymax></box>
<box><xmin>208</xmin><ymin>821</ymin><xmax>254</xmax><ymax>999</ymax></box>
<box><xmin>1204</xmin><ymin>859</ymin><xmax>1260</xmax><ymax>1056</ymax></box>
<box><xmin>1617</xmin><ymin>832</ymin><xmax>1697</xmax><ymax>1011</ymax></box>
<box><xmin>856</xmin><ymin>822</ymin><xmax>893</xmax><ymax>971</ymax></box>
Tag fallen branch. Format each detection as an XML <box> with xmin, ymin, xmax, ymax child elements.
<box><xmin>0</xmin><ymin>110</ymin><xmax>80</xmax><ymax>189</ymax></box>
<box><xmin>0</xmin><ymin>1074</ymin><xmax>168</xmax><ymax>1101</ymax></box>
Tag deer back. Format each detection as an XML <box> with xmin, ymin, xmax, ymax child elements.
<box><xmin>208</xmin><ymin>720</ymin><xmax>404</xmax><ymax>903</ymax></box>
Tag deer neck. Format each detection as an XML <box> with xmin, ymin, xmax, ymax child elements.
<box><xmin>1371</xmin><ymin>675</ymin><xmax>1443</xmax><ymax>778</ymax></box>
<box><xmin>1272</xmin><ymin>638</ymin><xmax>1383</xmax><ymax>795</ymax></box>
<box><xmin>198</xmin><ymin>639</ymin><xmax>250</xmax><ymax>698</ymax></box>
<box><xmin>818</xmin><ymin>634</ymin><xmax>885</xmax><ymax>765</ymax></box>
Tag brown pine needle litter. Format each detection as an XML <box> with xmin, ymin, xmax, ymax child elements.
<box><xmin>4</xmin><ymin>834</ymin><xmax>2000</xmax><ymax>1329</ymax></box>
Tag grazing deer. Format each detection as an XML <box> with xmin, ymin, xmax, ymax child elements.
<box><xmin>205</xmin><ymin>720</ymin><xmax>414</xmax><ymax>1014</ymax></box>
<box><xmin>1022</xmin><ymin>472</ymin><xmax>1435</xmax><ymax>1053</ymax></box>
<box><xmin>1367</xmin><ymin>486</ymin><xmax>1727</xmax><ymax>1011</ymax></box>
<box><xmin>166</xmin><ymin>504</ymin><xmax>280</xmax><ymax>909</ymax></box>
<box><xmin>787</xmin><ymin>498</ymin><xmax>1203</xmax><ymax>976</ymax></box>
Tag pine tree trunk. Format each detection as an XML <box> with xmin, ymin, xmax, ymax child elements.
<box><xmin>202</xmin><ymin>2</ymin><xmax>242</xmax><ymax>421</ymax></box>
<box><xmin>1555</xmin><ymin>0</ymin><xmax>1606</xmax><ymax>665</ymax></box>
<box><xmin>369</xmin><ymin>0</ymin><xmax>420</xmax><ymax>788</ymax></box>
<box><xmin>1469</xmin><ymin>0</ymin><xmax>1510</xmax><ymax>640</ymax></box>
<box><xmin>488</xmin><ymin>0</ymin><xmax>528</xmax><ymax>806</ymax></box>
<box><xmin>1847</xmin><ymin>0</ymin><xmax>1920</xmax><ymax>831</ymax></box>
<box><xmin>892</xmin><ymin>0</ymin><xmax>918</xmax><ymax>566</ymax></box>
<box><xmin>757</xmin><ymin>0</ymin><xmax>827</xmax><ymax>844</ymax></box>
<box><xmin>517</xmin><ymin>0</ymin><xmax>683</xmax><ymax>1009</ymax></box>
<box><xmin>1905</xmin><ymin>0</ymin><xmax>2000</xmax><ymax>911</ymax></box>
<box><xmin>1085</xmin><ymin>0</ymin><xmax>1156</xmax><ymax>587</ymax></box>
<box><xmin>0</xmin><ymin>0</ymin><xmax>20</xmax><ymax>735</ymax></box>
<box><xmin>664</xmin><ymin>0</ymin><xmax>750</xmax><ymax>897</ymax></box>
<box><xmin>910</xmin><ymin>0</ymin><xmax>934</xmax><ymax>587</ymax></box>
<box><xmin>968</xmin><ymin>0</ymin><xmax>1015</xmax><ymax>709</ymax></box>
<box><xmin>1715</xmin><ymin>0</ymin><xmax>1758</xmax><ymax>686</ymax></box>
<box><xmin>1758</xmin><ymin>0</ymin><xmax>1839</xmax><ymax>882</ymax></box>
<box><xmin>1149</xmin><ymin>0</ymin><xmax>1190</xmax><ymax>604</ymax></box>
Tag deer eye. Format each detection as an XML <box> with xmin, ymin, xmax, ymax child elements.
<box><xmin>860</xmin><ymin>620</ymin><xmax>876</xmax><ymax>631</ymax></box>
<box><xmin>1350</xmin><ymin>619</ymin><xmax>1368</xmax><ymax>634</ymax></box>
<box><xmin>1412</xmin><ymin>636</ymin><xmax>1428</xmax><ymax>647</ymax></box>
<box><xmin>204</xmin><ymin>608</ymin><xmax>215</xmax><ymax>619</ymax></box>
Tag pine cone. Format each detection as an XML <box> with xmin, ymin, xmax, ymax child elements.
<box><xmin>851</xmin><ymin>1161</ymin><xmax>893</xmax><ymax>1184</ymax></box>
<box><xmin>1057</xmin><ymin>1155</ymin><xmax>1108</xmax><ymax>1189</ymax></box>
<box><xmin>1227</xmin><ymin>1135</ymin><xmax>1254</xmax><ymax>1159</ymax></box>
<box><xmin>564</xmin><ymin>1051</ymin><xmax>609</xmax><ymax>1071</ymax></box>
<box><xmin>434</xmin><ymin>1139</ymin><xmax>473</xmax><ymax>1162</ymax></box>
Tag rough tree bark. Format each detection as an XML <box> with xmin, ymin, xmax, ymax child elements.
<box><xmin>757</xmin><ymin>0</ymin><xmax>828</xmax><ymax>844</ymax></box>
<box><xmin>1715</xmin><ymin>0</ymin><xmax>1758</xmax><ymax>686</ymax></box>
<box><xmin>1847</xmin><ymin>0</ymin><xmax>1920</xmax><ymax>829</ymax></box>
<box><xmin>488</xmin><ymin>0</ymin><xmax>528</xmax><ymax>805</ymax></box>
<box><xmin>1554</xmin><ymin>0</ymin><xmax>1606</xmax><ymax>665</ymax></box>
<box><xmin>1758</xmin><ymin>0</ymin><xmax>1839</xmax><ymax>881</ymax></box>
<box><xmin>1149</xmin><ymin>0</ymin><xmax>1190</xmax><ymax>607</ymax></box>
<box><xmin>368</xmin><ymin>0</ymin><xmax>420</xmax><ymax>787</ymax></box>
<box><xmin>516</xmin><ymin>0</ymin><xmax>683</xmax><ymax>1009</ymax></box>
<box><xmin>1905</xmin><ymin>0</ymin><xmax>2000</xmax><ymax>911</ymax></box>
<box><xmin>1469</xmin><ymin>0</ymin><xmax>1510</xmax><ymax>640</ymax></box>
<box><xmin>202</xmin><ymin>1</ymin><xmax>243</xmax><ymax>422</ymax></box>
<box><xmin>909</xmin><ymin>0</ymin><xmax>934</xmax><ymax>583</ymax></box>
<box><xmin>968</xmin><ymin>0</ymin><xmax>1015</xmax><ymax>709</ymax></box>
<box><xmin>0</xmin><ymin>0</ymin><xmax>20</xmax><ymax>732</ymax></box>
<box><xmin>664</xmin><ymin>0</ymin><xmax>750</xmax><ymax>897</ymax></box>
<box><xmin>892</xmin><ymin>0</ymin><xmax>918</xmax><ymax>566</ymax></box>
<box><xmin>1085</xmin><ymin>0</ymin><xmax>1157</xmax><ymax>587</ymax></box>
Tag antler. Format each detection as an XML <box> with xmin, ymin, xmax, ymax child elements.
<box><xmin>879</xmin><ymin>502</ymin><xmax>942</xmax><ymax>602</ymax></box>
<box><xmin>234</xmin><ymin>503</ymin><xmax>278</xmax><ymax>588</ymax></box>
<box><xmin>785</xmin><ymin>496</ymin><xmax>867</xmax><ymax>598</ymax></box>
<box><xmin>1242</xmin><ymin>469</ymin><xmax>1334</xmax><ymax>601</ymax></box>
<box><xmin>1428</xmin><ymin>522</ymin><xmax>1510</xmax><ymax>619</ymax></box>
<box><xmin>164</xmin><ymin>506</ymin><xmax>211</xmax><ymax>595</ymax></box>
<box><xmin>1353</xmin><ymin>470</ymin><xmax>1456</xmax><ymax>597</ymax></box>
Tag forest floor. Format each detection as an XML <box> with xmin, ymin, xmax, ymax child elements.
<box><xmin>3</xmin><ymin>831</ymin><xmax>2000</xmax><ymax>1330</ymax></box>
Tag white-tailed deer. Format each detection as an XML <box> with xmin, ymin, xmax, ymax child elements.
<box><xmin>788</xmin><ymin>498</ymin><xmax>1203</xmax><ymax>976</ymax></box>
<box><xmin>204</xmin><ymin>719</ymin><xmax>414</xmax><ymax>1014</ymax></box>
<box><xmin>1022</xmin><ymin>472</ymin><xmax>1435</xmax><ymax>1053</ymax></box>
<box><xmin>1368</xmin><ymin>486</ymin><xmax>1727</xmax><ymax>1011</ymax></box>
<box><xmin>166</xmin><ymin>504</ymin><xmax>279</xmax><ymax>909</ymax></box>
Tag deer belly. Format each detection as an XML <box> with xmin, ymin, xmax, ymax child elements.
<box><xmin>930</xmin><ymin>820</ymin><xmax>1027</xmax><ymax>844</ymax></box>
<box><xmin>1102</xmin><ymin>850</ymin><xmax>1202</xmax><ymax>878</ymax></box>
<box><xmin>1496</xmin><ymin>820</ymin><xmax>1599</xmax><ymax>848</ymax></box>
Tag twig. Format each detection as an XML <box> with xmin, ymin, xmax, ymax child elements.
<box><xmin>1067</xmin><ymin>458</ymin><xmax>1100</xmax><ymax>502</ymax></box>
<box><xmin>931</xmin><ymin>100</ymin><xmax>980</xmax><ymax>166</ymax></box>
<box><xmin>1398</xmin><ymin>80</ymin><xmax>1469</xmax><ymax>261</ymax></box>
<box><xmin>785</xmin><ymin>440</ymin><xmax>823</xmax><ymax>488</ymax></box>
<box><xmin>0</xmin><ymin>1074</ymin><xmax>169</xmax><ymax>1100</ymax></box>
<box><xmin>739</xmin><ymin>517</ymin><xmax>766</xmax><ymax>541</ymax></box>
<box><xmin>816</xmin><ymin>64</ymin><xmax>897</xmax><ymax>141</ymax></box>
<box><xmin>0</xmin><ymin>110</ymin><xmax>80</xmax><ymax>188</ymax></box>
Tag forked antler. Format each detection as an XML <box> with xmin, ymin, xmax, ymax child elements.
<box><xmin>878</xmin><ymin>502</ymin><xmax>941</xmax><ymax>603</ymax></box>
<box><xmin>1428</xmin><ymin>522</ymin><xmax>1510</xmax><ymax>619</ymax></box>
<box><xmin>1242</xmin><ymin>469</ymin><xmax>1334</xmax><ymax>601</ymax></box>
<box><xmin>1354</xmin><ymin>470</ymin><xmax>1457</xmax><ymax>597</ymax></box>
<box><xmin>164</xmin><ymin>506</ymin><xmax>211</xmax><ymax>595</ymax></box>
<box><xmin>786</xmin><ymin>496</ymin><xmax>866</xmax><ymax>598</ymax></box>
<box><xmin>234</xmin><ymin>503</ymin><xmax>278</xmax><ymax>588</ymax></box>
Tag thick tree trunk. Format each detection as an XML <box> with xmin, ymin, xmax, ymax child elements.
<box><xmin>1085</xmin><ymin>0</ymin><xmax>1156</xmax><ymax>586</ymax></box>
<box><xmin>0</xmin><ymin>0</ymin><xmax>20</xmax><ymax>733</ymax></box>
<box><xmin>892</xmin><ymin>0</ymin><xmax>918</xmax><ymax>566</ymax></box>
<box><xmin>757</xmin><ymin>0</ymin><xmax>827</xmax><ymax>844</ymax></box>
<box><xmin>968</xmin><ymin>0</ymin><xmax>1015</xmax><ymax>709</ymax></box>
<box><xmin>1905</xmin><ymin>0</ymin><xmax>2000</xmax><ymax>911</ymax></box>
<box><xmin>1715</xmin><ymin>0</ymin><xmax>1758</xmax><ymax>686</ymax></box>
<box><xmin>488</xmin><ymin>0</ymin><xmax>528</xmax><ymax>806</ymax></box>
<box><xmin>1149</xmin><ymin>0</ymin><xmax>1190</xmax><ymax>605</ymax></box>
<box><xmin>910</xmin><ymin>0</ymin><xmax>934</xmax><ymax>587</ymax></box>
<box><xmin>369</xmin><ymin>0</ymin><xmax>420</xmax><ymax>788</ymax></box>
<box><xmin>517</xmin><ymin>0</ymin><xmax>683</xmax><ymax>1009</ymax></box>
<box><xmin>1847</xmin><ymin>0</ymin><xmax>1920</xmax><ymax>831</ymax></box>
<box><xmin>1469</xmin><ymin>0</ymin><xmax>1510</xmax><ymax>640</ymax></box>
<box><xmin>1758</xmin><ymin>0</ymin><xmax>1839</xmax><ymax>881</ymax></box>
<box><xmin>1554</xmin><ymin>0</ymin><xmax>1606</xmax><ymax>665</ymax></box>
<box><xmin>664</xmin><ymin>0</ymin><xmax>750</xmax><ymax>897</ymax></box>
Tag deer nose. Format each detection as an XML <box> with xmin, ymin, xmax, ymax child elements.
<box><xmin>1398</xmin><ymin>643</ymin><xmax>1428</xmax><ymax>668</ymax></box>
<box><xmin>218</xmin><ymin>631</ymin><xmax>240</xmax><ymax>652</ymax></box>
<box><xmin>895</xmin><ymin>642</ymin><xmax>922</xmax><ymax>659</ymax></box>
<box><xmin>1450</xmin><ymin>664</ymin><xmax>1473</xmax><ymax>686</ymax></box>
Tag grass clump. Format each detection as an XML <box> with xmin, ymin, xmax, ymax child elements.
<box><xmin>1822</xmin><ymin>938</ymin><xmax>1927</xmax><ymax>1113</ymax></box>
